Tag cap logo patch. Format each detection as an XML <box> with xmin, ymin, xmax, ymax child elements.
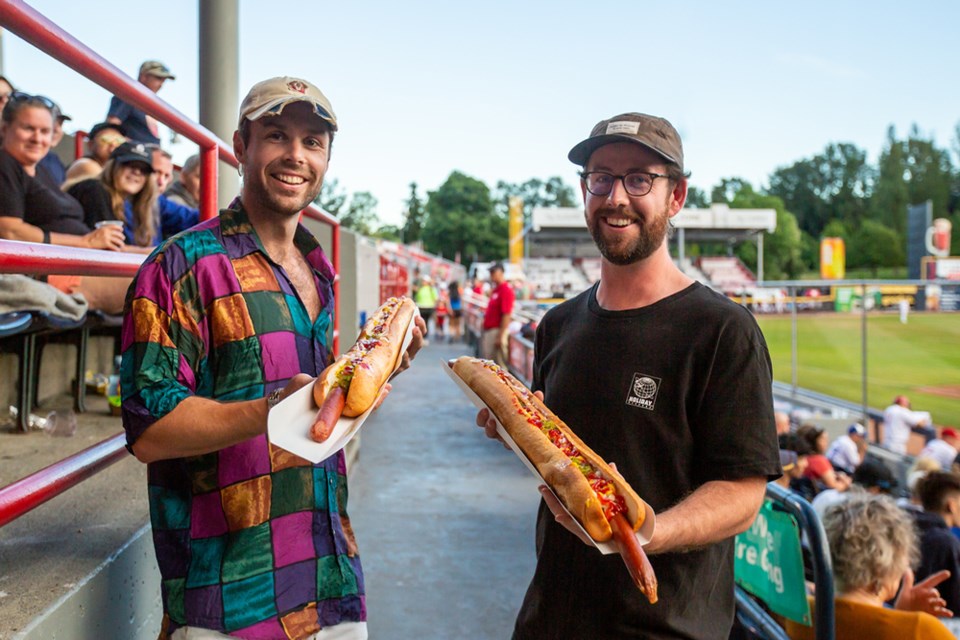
<box><xmin>287</xmin><ymin>80</ymin><xmax>308</xmax><ymax>94</ymax></box>
<box><xmin>626</xmin><ymin>373</ymin><xmax>661</xmax><ymax>411</ymax></box>
<box><xmin>606</xmin><ymin>121</ymin><xmax>640</xmax><ymax>135</ymax></box>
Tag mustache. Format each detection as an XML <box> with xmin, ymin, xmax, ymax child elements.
<box><xmin>594</xmin><ymin>205</ymin><xmax>638</xmax><ymax>220</ymax></box>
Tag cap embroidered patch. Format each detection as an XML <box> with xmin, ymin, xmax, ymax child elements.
<box><xmin>606</xmin><ymin>121</ymin><xmax>641</xmax><ymax>135</ymax></box>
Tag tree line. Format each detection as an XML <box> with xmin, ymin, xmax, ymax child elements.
<box><xmin>318</xmin><ymin>123</ymin><xmax>960</xmax><ymax>279</ymax></box>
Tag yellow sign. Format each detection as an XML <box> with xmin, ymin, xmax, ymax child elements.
<box><xmin>820</xmin><ymin>237</ymin><xmax>845</xmax><ymax>279</ymax></box>
<box><xmin>508</xmin><ymin>197</ymin><xmax>524</xmax><ymax>265</ymax></box>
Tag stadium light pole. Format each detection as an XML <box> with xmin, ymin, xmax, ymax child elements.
<box><xmin>861</xmin><ymin>281</ymin><xmax>868</xmax><ymax>427</ymax></box>
<box><xmin>199</xmin><ymin>0</ymin><xmax>239</xmax><ymax>210</ymax></box>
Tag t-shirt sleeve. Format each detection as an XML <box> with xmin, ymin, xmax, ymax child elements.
<box><xmin>68</xmin><ymin>180</ymin><xmax>113</xmax><ymax>229</ymax></box>
<box><xmin>0</xmin><ymin>152</ymin><xmax>28</xmax><ymax>220</ymax></box>
<box><xmin>107</xmin><ymin>95</ymin><xmax>131</xmax><ymax>121</ymax></box>
<box><xmin>120</xmin><ymin>251</ymin><xmax>204</xmax><ymax>450</ymax></box>
<box><xmin>501</xmin><ymin>284</ymin><xmax>515</xmax><ymax>314</ymax></box>
<box><xmin>693</xmin><ymin>311</ymin><xmax>780</xmax><ymax>482</ymax></box>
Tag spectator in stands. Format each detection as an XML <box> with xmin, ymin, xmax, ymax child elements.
<box><xmin>164</xmin><ymin>153</ymin><xmax>200</xmax><ymax>208</ymax></box>
<box><xmin>773</xmin><ymin>449</ymin><xmax>808</xmax><ymax>497</ymax></box>
<box><xmin>481</xmin><ymin>262</ymin><xmax>514</xmax><ymax>368</ymax></box>
<box><xmin>107</xmin><ymin>60</ymin><xmax>173</xmax><ymax>145</ymax></box>
<box><xmin>775</xmin><ymin>410</ymin><xmax>791</xmax><ymax>435</ymax></box>
<box><xmin>37</xmin><ymin>102</ymin><xmax>70</xmax><ymax>185</ymax></box>
<box><xmin>785</xmin><ymin>491</ymin><xmax>954</xmax><ymax>640</ymax></box>
<box><xmin>0</xmin><ymin>75</ymin><xmax>14</xmax><ymax>114</ymax></box>
<box><xmin>798</xmin><ymin>424</ymin><xmax>852</xmax><ymax>493</ymax></box>
<box><xmin>912</xmin><ymin>471</ymin><xmax>960</xmax><ymax>615</ymax></box>
<box><xmin>826</xmin><ymin>422</ymin><xmax>867</xmax><ymax>476</ymax></box>
<box><xmin>147</xmin><ymin>144</ymin><xmax>174</xmax><ymax>192</ymax></box>
<box><xmin>812</xmin><ymin>456</ymin><xmax>898</xmax><ymax>518</ymax></box>
<box><xmin>780</xmin><ymin>432</ymin><xmax>817</xmax><ymax>501</ymax></box>
<box><xmin>883</xmin><ymin>394</ymin><xmax>935</xmax><ymax>455</ymax></box>
<box><xmin>475</xmin><ymin>112</ymin><xmax>780</xmax><ymax>638</ymax></box>
<box><xmin>0</xmin><ymin>92</ymin><xmax>123</xmax><ymax>251</ymax></box>
<box><xmin>447</xmin><ymin>279</ymin><xmax>463</xmax><ymax>342</ymax></box>
<box><xmin>921</xmin><ymin>429</ymin><xmax>960</xmax><ymax>471</ymax></box>
<box><xmin>414</xmin><ymin>274</ymin><xmax>438</xmax><ymax>338</ymax></box>
<box><xmin>67</xmin><ymin>141</ymin><xmax>193</xmax><ymax>250</ymax></box>
<box><xmin>121</xmin><ymin>75</ymin><xmax>426</xmax><ymax>638</ymax></box>
<box><xmin>470</xmin><ymin>276</ymin><xmax>484</xmax><ymax>295</ymax></box>
<box><xmin>147</xmin><ymin>145</ymin><xmax>200</xmax><ymax>240</ymax></box>
<box><xmin>64</xmin><ymin>121</ymin><xmax>127</xmax><ymax>185</ymax></box>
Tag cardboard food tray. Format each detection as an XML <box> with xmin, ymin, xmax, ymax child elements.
<box><xmin>268</xmin><ymin>307</ymin><xmax>419</xmax><ymax>463</ymax></box>
<box><xmin>443</xmin><ymin>359</ymin><xmax>655</xmax><ymax>554</ymax></box>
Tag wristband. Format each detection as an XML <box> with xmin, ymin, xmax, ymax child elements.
<box><xmin>42</xmin><ymin>229</ymin><xmax>50</xmax><ymax>244</ymax></box>
<box><xmin>266</xmin><ymin>388</ymin><xmax>283</xmax><ymax>411</ymax></box>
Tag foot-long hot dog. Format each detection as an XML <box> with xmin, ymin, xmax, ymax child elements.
<box><xmin>310</xmin><ymin>296</ymin><xmax>417</xmax><ymax>442</ymax></box>
<box><xmin>452</xmin><ymin>356</ymin><xmax>658</xmax><ymax>604</ymax></box>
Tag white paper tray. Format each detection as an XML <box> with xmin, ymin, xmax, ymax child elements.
<box><xmin>267</xmin><ymin>308</ymin><xmax>419</xmax><ymax>463</ymax></box>
<box><xmin>443</xmin><ymin>359</ymin><xmax>655</xmax><ymax>554</ymax></box>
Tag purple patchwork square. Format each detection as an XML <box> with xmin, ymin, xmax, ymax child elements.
<box><xmin>259</xmin><ymin>332</ymin><xmax>302</xmax><ymax>382</ymax></box>
<box><xmin>311</xmin><ymin>510</ymin><xmax>335</xmax><ymax>557</ymax></box>
<box><xmin>184</xmin><ymin>585</ymin><xmax>224</xmax><ymax>630</ymax></box>
<box><xmin>232</xmin><ymin>617</ymin><xmax>285</xmax><ymax>639</ymax></box>
<box><xmin>191</xmin><ymin>491</ymin><xmax>228</xmax><ymax>538</ymax></box>
<box><xmin>275</xmin><ymin>559</ymin><xmax>317</xmax><ymax>613</ymax></box>
<box><xmin>271</xmin><ymin>511</ymin><xmax>315</xmax><ymax>568</ymax></box>
<box><xmin>218</xmin><ymin>436</ymin><xmax>271</xmax><ymax>487</ymax></box>
<box><xmin>194</xmin><ymin>254</ymin><xmax>242</xmax><ymax>303</ymax></box>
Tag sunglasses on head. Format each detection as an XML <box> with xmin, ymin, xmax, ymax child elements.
<box><xmin>7</xmin><ymin>91</ymin><xmax>61</xmax><ymax>118</ymax></box>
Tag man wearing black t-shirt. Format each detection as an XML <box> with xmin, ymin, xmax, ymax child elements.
<box><xmin>477</xmin><ymin>113</ymin><xmax>781</xmax><ymax>639</ymax></box>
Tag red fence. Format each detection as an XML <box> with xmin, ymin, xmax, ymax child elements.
<box><xmin>0</xmin><ymin>0</ymin><xmax>341</xmax><ymax>528</ymax></box>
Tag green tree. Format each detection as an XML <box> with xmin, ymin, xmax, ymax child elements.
<box><xmin>338</xmin><ymin>191</ymin><xmax>380</xmax><ymax>236</ymax></box>
<box><xmin>493</xmin><ymin>176</ymin><xmax>578</xmax><ymax>223</ymax></box>
<box><xmin>316</xmin><ymin>177</ymin><xmax>347</xmax><ymax>216</ymax></box>
<box><xmin>727</xmin><ymin>186</ymin><xmax>804</xmax><ymax>280</ymax></box>
<box><xmin>422</xmin><ymin>171</ymin><xmax>504</xmax><ymax>264</ymax></box>
<box><xmin>711</xmin><ymin>177</ymin><xmax>751</xmax><ymax>205</ymax></box>
<box><xmin>401</xmin><ymin>182</ymin><xmax>426</xmax><ymax>244</ymax></box>
<box><xmin>846</xmin><ymin>220</ymin><xmax>903</xmax><ymax>274</ymax></box>
<box><xmin>685</xmin><ymin>185</ymin><xmax>710</xmax><ymax>208</ymax></box>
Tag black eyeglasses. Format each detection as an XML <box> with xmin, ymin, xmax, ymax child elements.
<box><xmin>7</xmin><ymin>91</ymin><xmax>60</xmax><ymax>117</ymax></box>
<box><xmin>579</xmin><ymin>171</ymin><xmax>669</xmax><ymax>197</ymax></box>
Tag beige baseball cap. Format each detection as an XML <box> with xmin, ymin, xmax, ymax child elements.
<box><xmin>568</xmin><ymin>112</ymin><xmax>683</xmax><ymax>171</ymax></box>
<box><xmin>139</xmin><ymin>60</ymin><xmax>175</xmax><ymax>80</ymax></box>
<box><xmin>238</xmin><ymin>76</ymin><xmax>338</xmax><ymax>131</ymax></box>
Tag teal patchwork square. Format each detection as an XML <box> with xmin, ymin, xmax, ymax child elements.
<box><xmin>271</xmin><ymin>467</ymin><xmax>315</xmax><ymax>517</ymax></box>
<box><xmin>221</xmin><ymin>523</ymin><xmax>273</xmax><ymax>583</ymax></box>
<box><xmin>163</xmin><ymin>577</ymin><xmax>186</xmax><ymax>623</ymax></box>
<box><xmin>187</xmin><ymin>535</ymin><xmax>226</xmax><ymax>588</ymax></box>
<box><xmin>149</xmin><ymin>485</ymin><xmax>190</xmax><ymax>530</ymax></box>
<box><xmin>317</xmin><ymin>554</ymin><xmax>358</xmax><ymax>600</ymax></box>
<box><xmin>223</xmin><ymin>571</ymin><xmax>277</xmax><ymax>630</ymax></box>
<box><xmin>312</xmin><ymin>468</ymin><xmax>329</xmax><ymax>511</ymax></box>
<box><xmin>213</xmin><ymin>337</ymin><xmax>263</xmax><ymax>395</ymax></box>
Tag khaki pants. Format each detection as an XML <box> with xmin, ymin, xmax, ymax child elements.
<box><xmin>482</xmin><ymin>328</ymin><xmax>508</xmax><ymax>368</ymax></box>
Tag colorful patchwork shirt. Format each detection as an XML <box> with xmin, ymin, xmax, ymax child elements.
<box><xmin>120</xmin><ymin>203</ymin><xmax>364</xmax><ymax>639</ymax></box>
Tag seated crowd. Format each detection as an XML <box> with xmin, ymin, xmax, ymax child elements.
<box><xmin>0</xmin><ymin>62</ymin><xmax>201</xmax><ymax>313</ymax></box>
<box><xmin>773</xmin><ymin>410</ymin><xmax>960</xmax><ymax>638</ymax></box>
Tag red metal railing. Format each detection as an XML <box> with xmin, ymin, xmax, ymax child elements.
<box><xmin>0</xmin><ymin>0</ymin><xmax>341</xmax><ymax>527</ymax></box>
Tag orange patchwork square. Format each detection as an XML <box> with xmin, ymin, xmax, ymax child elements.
<box><xmin>280</xmin><ymin>604</ymin><xmax>321</xmax><ymax>637</ymax></box>
<box><xmin>209</xmin><ymin>294</ymin><xmax>256</xmax><ymax>347</ymax></box>
<box><xmin>233</xmin><ymin>253</ymin><xmax>280</xmax><ymax>293</ymax></box>
<box><xmin>131</xmin><ymin>298</ymin><xmax>177</xmax><ymax>348</ymax></box>
<box><xmin>270</xmin><ymin>443</ymin><xmax>311</xmax><ymax>472</ymax></box>
<box><xmin>220</xmin><ymin>475</ymin><xmax>272</xmax><ymax>531</ymax></box>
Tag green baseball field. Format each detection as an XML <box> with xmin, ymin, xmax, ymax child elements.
<box><xmin>755</xmin><ymin>313</ymin><xmax>960</xmax><ymax>429</ymax></box>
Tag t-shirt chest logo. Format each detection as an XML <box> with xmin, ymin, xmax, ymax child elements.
<box><xmin>625</xmin><ymin>373</ymin><xmax>661</xmax><ymax>411</ymax></box>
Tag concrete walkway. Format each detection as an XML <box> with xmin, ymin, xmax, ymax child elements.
<box><xmin>350</xmin><ymin>339</ymin><xmax>541</xmax><ymax>639</ymax></box>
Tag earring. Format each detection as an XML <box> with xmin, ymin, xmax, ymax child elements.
<box><xmin>237</xmin><ymin>164</ymin><xmax>243</xmax><ymax>178</ymax></box>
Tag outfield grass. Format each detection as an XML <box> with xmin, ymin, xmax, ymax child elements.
<box><xmin>755</xmin><ymin>313</ymin><xmax>960</xmax><ymax>428</ymax></box>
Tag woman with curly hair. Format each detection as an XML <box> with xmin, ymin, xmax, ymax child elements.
<box><xmin>786</xmin><ymin>491</ymin><xmax>954</xmax><ymax>639</ymax></box>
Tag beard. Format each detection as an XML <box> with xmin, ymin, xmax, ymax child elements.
<box><xmin>243</xmin><ymin>163</ymin><xmax>322</xmax><ymax>218</ymax></box>
<box><xmin>587</xmin><ymin>203</ymin><xmax>671</xmax><ymax>266</ymax></box>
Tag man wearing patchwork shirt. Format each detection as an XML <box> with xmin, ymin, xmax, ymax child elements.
<box><xmin>121</xmin><ymin>77</ymin><xmax>424</xmax><ymax>640</ymax></box>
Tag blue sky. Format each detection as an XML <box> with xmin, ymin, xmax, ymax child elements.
<box><xmin>3</xmin><ymin>1</ymin><xmax>958</xmax><ymax>226</ymax></box>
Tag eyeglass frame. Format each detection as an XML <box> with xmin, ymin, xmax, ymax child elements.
<box><xmin>579</xmin><ymin>170</ymin><xmax>671</xmax><ymax>198</ymax></box>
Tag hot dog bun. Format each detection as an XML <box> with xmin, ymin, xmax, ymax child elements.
<box><xmin>313</xmin><ymin>296</ymin><xmax>417</xmax><ymax>418</ymax></box>
<box><xmin>452</xmin><ymin>356</ymin><xmax>645</xmax><ymax>542</ymax></box>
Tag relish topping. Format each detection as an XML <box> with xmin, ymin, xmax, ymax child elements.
<box><xmin>484</xmin><ymin>360</ymin><xmax>626</xmax><ymax>521</ymax></box>
<box><xmin>334</xmin><ymin>297</ymin><xmax>404</xmax><ymax>388</ymax></box>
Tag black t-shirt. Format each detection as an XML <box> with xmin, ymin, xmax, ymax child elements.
<box><xmin>0</xmin><ymin>148</ymin><xmax>90</xmax><ymax>235</ymax></box>
<box><xmin>67</xmin><ymin>178</ymin><xmax>114</xmax><ymax>229</ymax></box>
<box><xmin>514</xmin><ymin>282</ymin><xmax>781</xmax><ymax>640</ymax></box>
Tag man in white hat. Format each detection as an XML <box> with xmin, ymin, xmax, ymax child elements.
<box><xmin>121</xmin><ymin>77</ymin><xmax>424</xmax><ymax>639</ymax></box>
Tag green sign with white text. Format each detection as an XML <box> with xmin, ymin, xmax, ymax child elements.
<box><xmin>734</xmin><ymin>499</ymin><xmax>810</xmax><ymax>625</ymax></box>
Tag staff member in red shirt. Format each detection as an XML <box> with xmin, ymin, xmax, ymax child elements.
<box><xmin>482</xmin><ymin>262</ymin><xmax>514</xmax><ymax>367</ymax></box>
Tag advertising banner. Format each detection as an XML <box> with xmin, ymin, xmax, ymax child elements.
<box><xmin>820</xmin><ymin>237</ymin><xmax>845</xmax><ymax>279</ymax></box>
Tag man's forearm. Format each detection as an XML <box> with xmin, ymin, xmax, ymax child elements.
<box><xmin>644</xmin><ymin>476</ymin><xmax>768</xmax><ymax>555</ymax></box>
<box><xmin>131</xmin><ymin>395</ymin><xmax>269</xmax><ymax>463</ymax></box>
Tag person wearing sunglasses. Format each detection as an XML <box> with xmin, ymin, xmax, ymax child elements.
<box><xmin>63</xmin><ymin>121</ymin><xmax>128</xmax><ymax>187</ymax></box>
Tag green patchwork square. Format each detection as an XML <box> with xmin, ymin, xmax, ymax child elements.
<box><xmin>223</xmin><ymin>571</ymin><xmax>277</xmax><ymax>630</ymax></box>
<box><xmin>149</xmin><ymin>485</ymin><xmax>190</xmax><ymax>530</ymax></box>
<box><xmin>187</xmin><ymin>536</ymin><xmax>226</xmax><ymax>588</ymax></box>
<box><xmin>213</xmin><ymin>337</ymin><xmax>263</xmax><ymax>395</ymax></box>
<box><xmin>188</xmin><ymin>455</ymin><xmax>219</xmax><ymax>494</ymax></box>
<box><xmin>162</xmin><ymin>577</ymin><xmax>186</xmax><ymax>623</ymax></box>
<box><xmin>271</xmin><ymin>467</ymin><xmax>315</xmax><ymax>517</ymax></box>
<box><xmin>317</xmin><ymin>554</ymin><xmax>358</xmax><ymax>600</ymax></box>
<box><xmin>221</xmin><ymin>523</ymin><xmax>274</xmax><ymax>583</ymax></box>
<box><xmin>244</xmin><ymin>291</ymin><xmax>295</xmax><ymax>334</ymax></box>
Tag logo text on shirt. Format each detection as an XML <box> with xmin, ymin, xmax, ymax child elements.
<box><xmin>626</xmin><ymin>373</ymin><xmax>661</xmax><ymax>411</ymax></box>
